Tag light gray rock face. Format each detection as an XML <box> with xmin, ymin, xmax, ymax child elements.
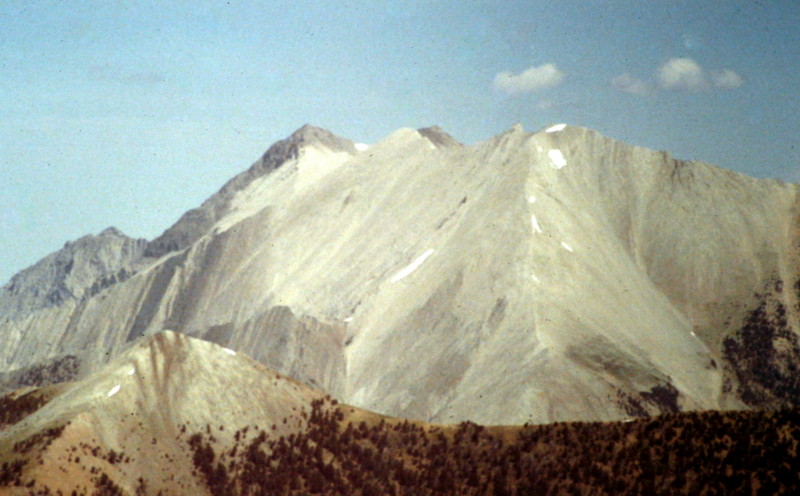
<box><xmin>2</xmin><ymin>123</ymin><xmax>799</xmax><ymax>425</ymax></box>
<box><xmin>144</xmin><ymin>124</ymin><xmax>356</xmax><ymax>258</ymax></box>
<box><xmin>0</xmin><ymin>227</ymin><xmax>148</xmax><ymax>320</ymax></box>
<box><xmin>0</xmin><ymin>227</ymin><xmax>150</xmax><ymax>390</ymax></box>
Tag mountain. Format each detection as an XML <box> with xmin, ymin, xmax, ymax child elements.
<box><xmin>0</xmin><ymin>227</ymin><xmax>149</xmax><ymax>320</ymax></box>
<box><xmin>0</xmin><ymin>228</ymin><xmax>152</xmax><ymax>391</ymax></box>
<box><xmin>1</xmin><ymin>123</ymin><xmax>799</xmax><ymax>425</ymax></box>
<box><xmin>1</xmin><ymin>331</ymin><xmax>797</xmax><ymax>495</ymax></box>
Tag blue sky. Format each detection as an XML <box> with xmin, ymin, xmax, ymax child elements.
<box><xmin>1</xmin><ymin>0</ymin><xmax>799</xmax><ymax>284</ymax></box>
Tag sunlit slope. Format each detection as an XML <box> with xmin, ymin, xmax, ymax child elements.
<box><xmin>1</xmin><ymin>123</ymin><xmax>798</xmax><ymax>424</ymax></box>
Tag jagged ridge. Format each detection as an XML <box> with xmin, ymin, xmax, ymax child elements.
<box><xmin>0</xmin><ymin>227</ymin><xmax>148</xmax><ymax>319</ymax></box>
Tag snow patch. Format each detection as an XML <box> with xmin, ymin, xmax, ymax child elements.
<box><xmin>560</xmin><ymin>242</ymin><xmax>573</xmax><ymax>252</ymax></box>
<box><xmin>223</xmin><ymin>348</ymin><xmax>237</xmax><ymax>356</ymax></box>
<box><xmin>531</xmin><ymin>215</ymin><xmax>543</xmax><ymax>234</ymax></box>
<box><xmin>548</xmin><ymin>149</ymin><xmax>567</xmax><ymax>169</ymax></box>
<box><xmin>107</xmin><ymin>385</ymin><xmax>121</xmax><ymax>397</ymax></box>
<box><xmin>528</xmin><ymin>195</ymin><xmax>536</xmax><ymax>203</ymax></box>
<box><xmin>545</xmin><ymin>123</ymin><xmax>567</xmax><ymax>133</ymax></box>
<box><xmin>531</xmin><ymin>274</ymin><xmax>541</xmax><ymax>283</ymax></box>
<box><xmin>126</xmin><ymin>367</ymin><xmax>135</xmax><ymax>376</ymax></box>
<box><xmin>391</xmin><ymin>249</ymin><xmax>435</xmax><ymax>283</ymax></box>
<box><xmin>355</xmin><ymin>143</ymin><xmax>370</xmax><ymax>151</ymax></box>
<box><xmin>343</xmin><ymin>317</ymin><xmax>353</xmax><ymax>323</ymax></box>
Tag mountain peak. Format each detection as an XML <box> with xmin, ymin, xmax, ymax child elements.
<box><xmin>252</xmin><ymin>123</ymin><xmax>356</xmax><ymax>176</ymax></box>
<box><xmin>417</xmin><ymin>126</ymin><xmax>461</xmax><ymax>148</ymax></box>
<box><xmin>510</xmin><ymin>122</ymin><xmax>526</xmax><ymax>133</ymax></box>
<box><xmin>287</xmin><ymin>124</ymin><xmax>356</xmax><ymax>154</ymax></box>
<box><xmin>255</xmin><ymin>124</ymin><xmax>356</xmax><ymax>171</ymax></box>
<box><xmin>143</xmin><ymin>125</ymin><xmax>356</xmax><ymax>259</ymax></box>
<box><xmin>98</xmin><ymin>226</ymin><xmax>126</xmax><ymax>238</ymax></box>
<box><xmin>0</xmin><ymin>223</ymin><xmax>147</xmax><ymax>320</ymax></box>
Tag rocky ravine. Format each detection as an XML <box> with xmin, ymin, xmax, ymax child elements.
<box><xmin>1</xmin><ymin>123</ymin><xmax>799</xmax><ymax>424</ymax></box>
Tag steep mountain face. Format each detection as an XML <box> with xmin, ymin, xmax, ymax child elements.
<box><xmin>143</xmin><ymin>124</ymin><xmax>357</xmax><ymax>258</ymax></box>
<box><xmin>0</xmin><ymin>228</ymin><xmax>150</xmax><ymax>390</ymax></box>
<box><xmin>0</xmin><ymin>227</ymin><xmax>148</xmax><ymax>319</ymax></box>
<box><xmin>1</xmin><ymin>123</ymin><xmax>798</xmax><ymax>425</ymax></box>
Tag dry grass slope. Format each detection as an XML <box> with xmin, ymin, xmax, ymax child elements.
<box><xmin>3</xmin><ymin>392</ymin><xmax>796</xmax><ymax>495</ymax></box>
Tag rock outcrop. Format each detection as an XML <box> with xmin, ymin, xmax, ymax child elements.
<box><xmin>0</xmin><ymin>227</ymin><xmax>148</xmax><ymax>320</ymax></box>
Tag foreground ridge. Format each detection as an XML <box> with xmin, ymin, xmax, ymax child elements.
<box><xmin>0</xmin><ymin>332</ymin><xmax>798</xmax><ymax>494</ymax></box>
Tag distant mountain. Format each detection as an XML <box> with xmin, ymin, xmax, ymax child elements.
<box><xmin>1</xmin><ymin>331</ymin><xmax>797</xmax><ymax>495</ymax></box>
<box><xmin>0</xmin><ymin>227</ymin><xmax>148</xmax><ymax>319</ymax></box>
<box><xmin>1</xmin><ymin>123</ymin><xmax>799</xmax><ymax>424</ymax></box>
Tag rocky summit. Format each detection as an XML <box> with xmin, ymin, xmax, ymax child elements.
<box><xmin>1</xmin><ymin>123</ymin><xmax>799</xmax><ymax>425</ymax></box>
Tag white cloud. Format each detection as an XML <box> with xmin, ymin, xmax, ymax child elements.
<box><xmin>711</xmin><ymin>69</ymin><xmax>743</xmax><ymax>89</ymax></box>
<box><xmin>610</xmin><ymin>73</ymin><xmax>651</xmax><ymax>95</ymax></box>
<box><xmin>493</xmin><ymin>64</ymin><xmax>564</xmax><ymax>95</ymax></box>
<box><xmin>657</xmin><ymin>57</ymin><xmax>707</xmax><ymax>91</ymax></box>
<box><xmin>612</xmin><ymin>59</ymin><xmax>743</xmax><ymax>95</ymax></box>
